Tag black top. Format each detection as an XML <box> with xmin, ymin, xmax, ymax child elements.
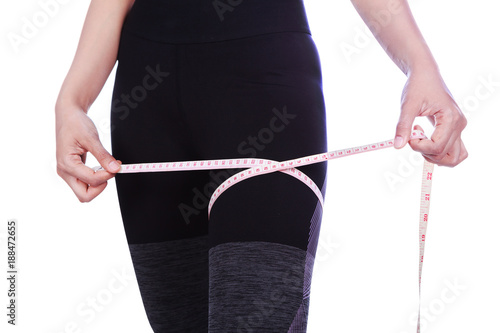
<box><xmin>122</xmin><ymin>0</ymin><xmax>311</xmax><ymax>44</ymax></box>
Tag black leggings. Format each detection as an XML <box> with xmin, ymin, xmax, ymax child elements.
<box><xmin>110</xmin><ymin>1</ymin><xmax>328</xmax><ymax>332</ymax></box>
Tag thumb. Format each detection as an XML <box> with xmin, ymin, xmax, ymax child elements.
<box><xmin>87</xmin><ymin>139</ymin><xmax>121</xmax><ymax>173</ymax></box>
<box><xmin>394</xmin><ymin>105</ymin><xmax>417</xmax><ymax>149</ymax></box>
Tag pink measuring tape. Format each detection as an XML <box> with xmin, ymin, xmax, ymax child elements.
<box><xmin>93</xmin><ymin>129</ymin><xmax>434</xmax><ymax>332</ymax></box>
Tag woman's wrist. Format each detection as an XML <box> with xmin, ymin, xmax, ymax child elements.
<box><xmin>55</xmin><ymin>97</ymin><xmax>89</xmax><ymax>134</ymax></box>
<box><xmin>55</xmin><ymin>91</ymin><xmax>90</xmax><ymax>116</ymax></box>
<box><xmin>402</xmin><ymin>46</ymin><xmax>440</xmax><ymax>78</ymax></box>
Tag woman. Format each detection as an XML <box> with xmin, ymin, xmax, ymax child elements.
<box><xmin>55</xmin><ymin>0</ymin><xmax>467</xmax><ymax>331</ymax></box>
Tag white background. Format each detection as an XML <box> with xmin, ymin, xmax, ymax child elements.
<box><xmin>1</xmin><ymin>0</ymin><xmax>499</xmax><ymax>332</ymax></box>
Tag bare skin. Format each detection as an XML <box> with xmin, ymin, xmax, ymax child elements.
<box><xmin>351</xmin><ymin>0</ymin><xmax>468</xmax><ymax>166</ymax></box>
<box><xmin>56</xmin><ymin>0</ymin><xmax>467</xmax><ymax>203</ymax></box>
<box><xmin>55</xmin><ymin>0</ymin><xmax>135</xmax><ymax>203</ymax></box>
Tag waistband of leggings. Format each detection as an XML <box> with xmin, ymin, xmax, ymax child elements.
<box><xmin>122</xmin><ymin>0</ymin><xmax>312</xmax><ymax>44</ymax></box>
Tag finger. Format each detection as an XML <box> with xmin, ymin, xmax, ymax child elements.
<box><xmin>64</xmin><ymin>154</ymin><xmax>117</xmax><ymax>187</ymax></box>
<box><xmin>58</xmin><ymin>168</ymin><xmax>108</xmax><ymax>202</ymax></box>
<box><xmin>69</xmin><ymin>176</ymin><xmax>108</xmax><ymax>203</ymax></box>
<box><xmin>408</xmin><ymin>124</ymin><xmax>437</xmax><ymax>157</ymax></box>
<box><xmin>408</xmin><ymin>123</ymin><xmax>456</xmax><ymax>166</ymax></box>
<box><xmin>438</xmin><ymin>139</ymin><xmax>468</xmax><ymax>167</ymax></box>
<box><xmin>395</xmin><ymin>99</ymin><xmax>419</xmax><ymax>149</ymax></box>
<box><xmin>459</xmin><ymin>140</ymin><xmax>469</xmax><ymax>163</ymax></box>
<box><xmin>407</xmin><ymin>124</ymin><xmax>435</xmax><ymax>164</ymax></box>
<box><xmin>409</xmin><ymin>124</ymin><xmax>426</xmax><ymax>140</ymax></box>
<box><xmin>409</xmin><ymin>108</ymin><xmax>457</xmax><ymax>160</ymax></box>
<box><xmin>408</xmin><ymin>124</ymin><xmax>431</xmax><ymax>147</ymax></box>
<box><xmin>86</xmin><ymin>137</ymin><xmax>121</xmax><ymax>174</ymax></box>
<box><xmin>419</xmin><ymin>138</ymin><xmax>464</xmax><ymax>167</ymax></box>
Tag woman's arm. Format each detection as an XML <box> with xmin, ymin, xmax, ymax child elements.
<box><xmin>55</xmin><ymin>0</ymin><xmax>135</xmax><ymax>202</ymax></box>
<box><xmin>350</xmin><ymin>0</ymin><xmax>468</xmax><ymax>167</ymax></box>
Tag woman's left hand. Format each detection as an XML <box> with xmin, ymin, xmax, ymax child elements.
<box><xmin>393</xmin><ymin>68</ymin><xmax>468</xmax><ymax>167</ymax></box>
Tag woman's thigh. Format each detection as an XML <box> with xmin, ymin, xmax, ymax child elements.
<box><xmin>177</xmin><ymin>32</ymin><xmax>328</xmax><ymax>332</ymax></box>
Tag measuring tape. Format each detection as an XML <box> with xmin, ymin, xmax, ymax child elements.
<box><xmin>93</xmin><ymin>129</ymin><xmax>434</xmax><ymax>332</ymax></box>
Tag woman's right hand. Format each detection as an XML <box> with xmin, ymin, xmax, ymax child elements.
<box><xmin>56</xmin><ymin>107</ymin><xmax>122</xmax><ymax>203</ymax></box>
<box><xmin>54</xmin><ymin>0</ymin><xmax>135</xmax><ymax>202</ymax></box>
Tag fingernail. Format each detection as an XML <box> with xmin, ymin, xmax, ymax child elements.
<box><xmin>395</xmin><ymin>136</ymin><xmax>404</xmax><ymax>148</ymax></box>
<box><xmin>109</xmin><ymin>161</ymin><xmax>120</xmax><ymax>172</ymax></box>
